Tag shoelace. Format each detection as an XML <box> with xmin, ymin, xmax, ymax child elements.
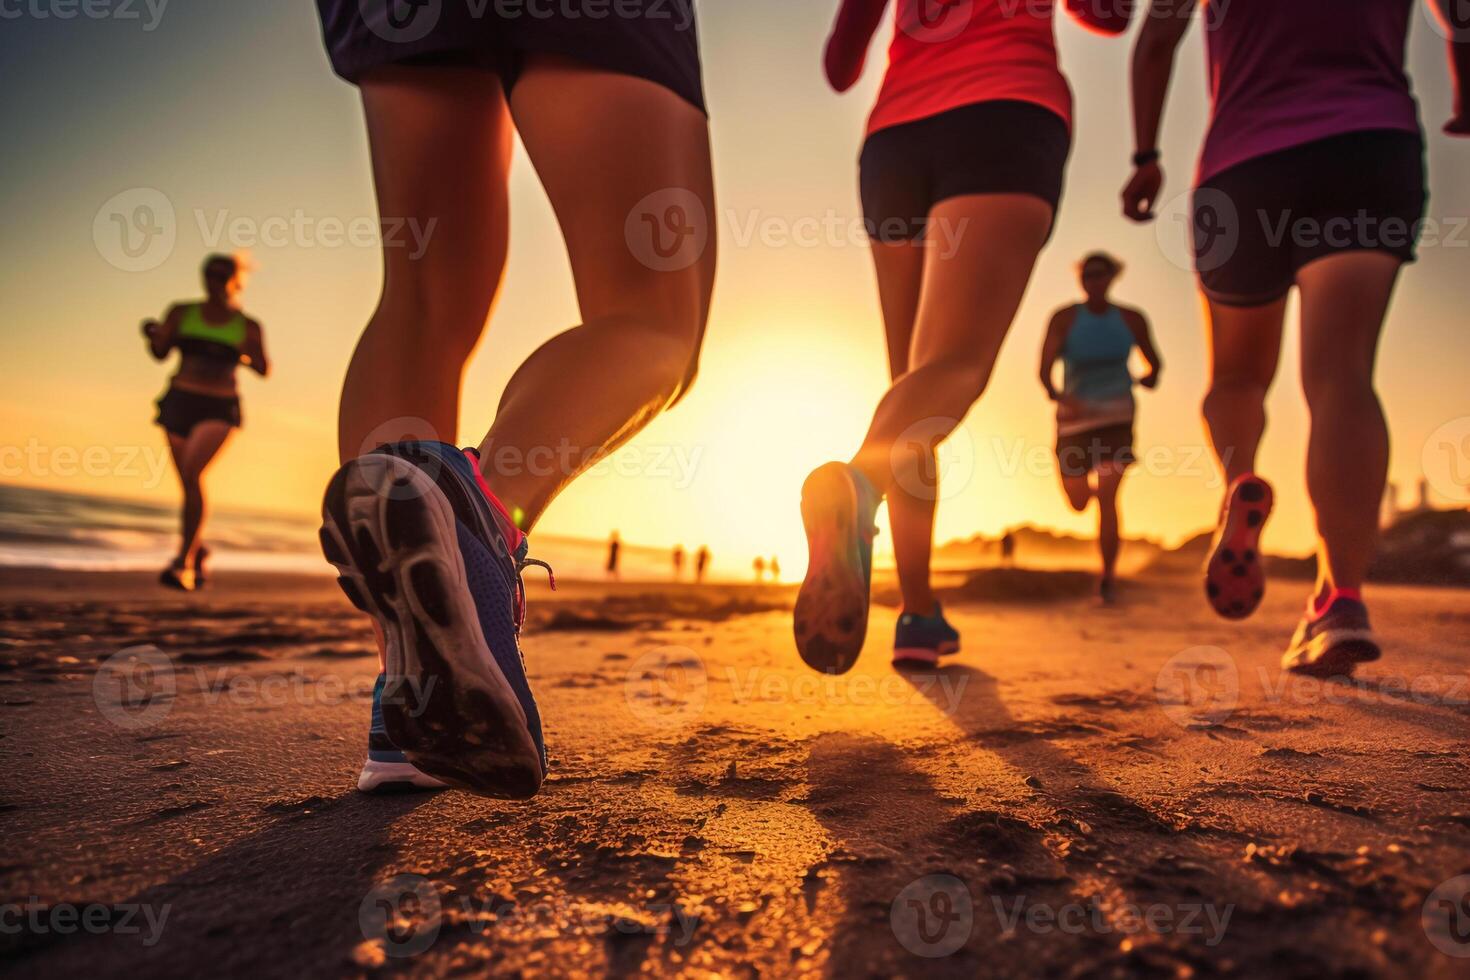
<box><xmin>513</xmin><ymin>553</ymin><xmax>556</xmax><ymax>633</ymax></box>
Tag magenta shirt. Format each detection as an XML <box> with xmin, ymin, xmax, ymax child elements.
<box><xmin>1198</xmin><ymin>0</ymin><xmax>1422</xmax><ymax>182</ymax></box>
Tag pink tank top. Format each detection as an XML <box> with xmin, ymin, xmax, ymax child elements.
<box><xmin>868</xmin><ymin>0</ymin><xmax>1072</xmax><ymax>136</ymax></box>
<box><xmin>1198</xmin><ymin>0</ymin><xmax>1420</xmax><ymax>182</ymax></box>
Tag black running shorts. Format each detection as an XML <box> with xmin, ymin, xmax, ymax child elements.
<box><xmin>1055</xmin><ymin>422</ymin><xmax>1135</xmax><ymax>478</ymax></box>
<box><xmin>316</xmin><ymin>0</ymin><xmax>705</xmax><ymax>113</ymax></box>
<box><xmin>859</xmin><ymin>100</ymin><xmax>1071</xmax><ymax>243</ymax></box>
<box><xmin>1192</xmin><ymin>129</ymin><xmax>1427</xmax><ymax>307</ymax></box>
<box><xmin>155</xmin><ymin>388</ymin><xmax>242</xmax><ymax>439</ymax></box>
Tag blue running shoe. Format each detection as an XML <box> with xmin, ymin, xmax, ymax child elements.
<box><xmin>359</xmin><ymin>674</ymin><xmax>448</xmax><ymax>793</ymax></box>
<box><xmin>892</xmin><ymin>602</ymin><xmax>961</xmax><ymax>667</ymax></box>
<box><xmin>794</xmin><ymin>461</ymin><xmax>880</xmax><ymax>674</ymax></box>
<box><xmin>320</xmin><ymin>440</ymin><xmax>551</xmax><ymax>799</ymax></box>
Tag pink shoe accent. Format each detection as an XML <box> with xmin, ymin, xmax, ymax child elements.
<box><xmin>893</xmin><ymin>647</ymin><xmax>940</xmax><ymax>666</ymax></box>
<box><xmin>463</xmin><ymin>450</ymin><xmax>525</xmax><ymax>553</ymax></box>
<box><xmin>1311</xmin><ymin>586</ymin><xmax>1363</xmax><ymax>620</ymax></box>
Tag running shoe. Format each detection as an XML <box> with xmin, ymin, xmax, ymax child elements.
<box><xmin>892</xmin><ymin>602</ymin><xmax>961</xmax><ymax>667</ymax></box>
<box><xmin>1204</xmin><ymin>474</ymin><xmax>1273</xmax><ymax>620</ymax></box>
<box><xmin>794</xmin><ymin>461</ymin><xmax>880</xmax><ymax>674</ymax></box>
<box><xmin>194</xmin><ymin>545</ymin><xmax>211</xmax><ymax>588</ymax></box>
<box><xmin>320</xmin><ymin>440</ymin><xmax>551</xmax><ymax>799</ymax></box>
<box><xmin>1099</xmin><ymin>577</ymin><xmax>1118</xmax><ymax>606</ymax></box>
<box><xmin>1281</xmin><ymin>595</ymin><xmax>1381</xmax><ymax>678</ymax></box>
<box><xmin>359</xmin><ymin>674</ymin><xmax>448</xmax><ymax>793</ymax></box>
<box><xmin>159</xmin><ymin>561</ymin><xmax>195</xmax><ymax>592</ymax></box>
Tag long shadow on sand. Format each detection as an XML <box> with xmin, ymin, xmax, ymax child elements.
<box><xmin>11</xmin><ymin>791</ymin><xmax>435</xmax><ymax>978</ymax></box>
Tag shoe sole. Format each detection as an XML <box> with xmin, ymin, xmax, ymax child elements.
<box><xmin>892</xmin><ymin>641</ymin><xmax>960</xmax><ymax>667</ymax></box>
<box><xmin>358</xmin><ymin>758</ymin><xmax>450</xmax><ymax>794</ymax></box>
<box><xmin>1283</xmin><ymin>629</ymin><xmax>1382</xmax><ymax>679</ymax></box>
<box><xmin>1205</xmin><ymin>478</ymin><xmax>1272</xmax><ymax>620</ymax></box>
<box><xmin>794</xmin><ymin>463</ymin><xmax>870</xmax><ymax>675</ymax></box>
<box><xmin>321</xmin><ymin>454</ymin><xmax>544</xmax><ymax>799</ymax></box>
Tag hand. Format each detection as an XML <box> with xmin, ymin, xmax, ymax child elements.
<box><xmin>1121</xmin><ymin>161</ymin><xmax>1164</xmax><ymax>223</ymax></box>
<box><xmin>1042</xmin><ymin>383</ymin><xmax>1059</xmax><ymax>402</ymax></box>
<box><xmin>1139</xmin><ymin>370</ymin><xmax>1161</xmax><ymax>390</ymax></box>
<box><xmin>141</xmin><ymin>319</ymin><xmax>160</xmax><ymax>339</ymax></box>
<box><xmin>1055</xmin><ymin>395</ymin><xmax>1083</xmax><ymax>422</ymax></box>
<box><xmin>1445</xmin><ymin>115</ymin><xmax>1470</xmax><ymax>137</ymax></box>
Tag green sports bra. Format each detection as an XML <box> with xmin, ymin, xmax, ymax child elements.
<box><xmin>177</xmin><ymin>304</ymin><xmax>246</xmax><ymax>363</ymax></box>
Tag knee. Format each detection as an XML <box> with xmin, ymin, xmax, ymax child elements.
<box><xmin>1063</xmin><ymin>482</ymin><xmax>1091</xmax><ymax>512</ymax></box>
<box><xmin>1301</xmin><ymin>365</ymin><xmax>1376</xmax><ymax>410</ymax></box>
<box><xmin>914</xmin><ymin>357</ymin><xmax>993</xmax><ymax>406</ymax></box>
<box><xmin>376</xmin><ymin>273</ymin><xmax>497</xmax><ymax>360</ymax></box>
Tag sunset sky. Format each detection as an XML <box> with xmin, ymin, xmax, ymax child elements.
<box><xmin>2</xmin><ymin>1</ymin><xmax>1468</xmax><ymax>572</ymax></box>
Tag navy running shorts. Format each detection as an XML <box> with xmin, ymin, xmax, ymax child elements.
<box><xmin>317</xmin><ymin>0</ymin><xmax>705</xmax><ymax>113</ymax></box>
<box><xmin>859</xmin><ymin>100</ymin><xmax>1071</xmax><ymax>243</ymax></box>
<box><xmin>1192</xmin><ymin>129</ymin><xmax>1427</xmax><ymax>307</ymax></box>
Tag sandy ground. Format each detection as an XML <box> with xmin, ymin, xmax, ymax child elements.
<box><xmin>2</xmin><ymin>566</ymin><xmax>1469</xmax><ymax>978</ymax></box>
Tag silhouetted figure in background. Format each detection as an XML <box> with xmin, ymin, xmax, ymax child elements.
<box><xmin>672</xmin><ymin>544</ymin><xmax>686</xmax><ymax>580</ymax></box>
<box><xmin>606</xmin><ymin>531</ymin><xmax>621</xmax><ymax>579</ymax></box>
<box><xmin>1000</xmin><ymin>531</ymin><xmax>1017</xmax><ymax>567</ymax></box>
<box><xmin>753</xmin><ymin>556</ymin><xmax>767</xmax><ymax>581</ymax></box>
<box><xmin>770</xmin><ymin>556</ymin><xmax>781</xmax><ymax>582</ymax></box>
<box><xmin>144</xmin><ymin>253</ymin><xmax>269</xmax><ymax>592</ymax></box>
<box><xmin>695</xmin><ymin>546</ymin><xmax>710</xmax><ymax>583</ymax></box>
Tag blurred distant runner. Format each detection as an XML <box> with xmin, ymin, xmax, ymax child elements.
<box><xmin>143</xmin><ymin>254</ymin><xmax>268</xmax><ymax>592</ymax></box>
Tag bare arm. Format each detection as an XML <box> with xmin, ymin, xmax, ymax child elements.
<box><xmin>142</xmin><ymin>305</ymin><xmax>182</xmax><ymax>361</ymax></box>
<box><xmin>1120</xmin><ymin>307</ymin><xmax>1163</xmax><ymax>388</ymax></box>
<box><xmin>1039</xmin><ymin>307</ymin><xmax>1077</xmax><ymax>401</ymax></box>
<box><xmin>242</xmin><ymin>319</ymin><xmax>270</xmax><ymax>377</ymax></box>
<box><xmin>824</xmin><ymin>0</ymin><xmax>890</xmax><ymax>92</ymax></box>
<box><xmin>1429</xmin><ymin>0</ymin><xmax>1470</xmax><ymax>135</ymax></box>
<box><xmin>1121</xmin><ymin>0</ymin><xmax>1197</xmax><ymax>221</ymax></box>
<box><xmin>1065</xmin><ymin>0</ymin><xmax>1135</xmax><ymax>36</ymax></box>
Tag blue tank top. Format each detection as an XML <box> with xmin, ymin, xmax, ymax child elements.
<box><xmin>1061</xmin><ymin>305</ymin><xmax>1135</xmax><ymax>404</ymax></box>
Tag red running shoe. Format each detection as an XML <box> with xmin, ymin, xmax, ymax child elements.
<box><xmin>1204</xmin><ymin>474</ymin><xmax>1273</xmax><ymax>620</ymax></box>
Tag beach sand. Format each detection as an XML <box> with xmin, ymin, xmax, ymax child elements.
<box><xmin>2</xmin><ymin>565</ymin><xmax>1468</xmax><ymax>977</ymax></box>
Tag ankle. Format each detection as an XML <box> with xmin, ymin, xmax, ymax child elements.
<box><xmin>1311</xmin><ymin>584</ymin><xmax>1363</xmax><ymax>619</ymax></box>
<box><xmin>902</xmin><ymin>599</ymin><xmax>938</xmax><ymax>618</ymax></box>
